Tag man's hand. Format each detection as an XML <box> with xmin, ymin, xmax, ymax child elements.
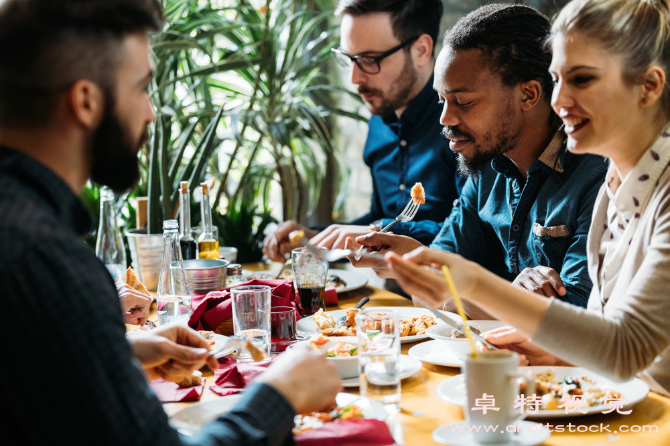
<box><xmin>512</xmin><ymin>266</ymin><xmax>566</xmax><ymax>298</ymax></box>
<box><xmin>481</xmin><ymin>327</ymin><xmax>571</xmax><ymax>366</ymax></box>
<box><xmin>345</xmin><ymin>233</ymin><xmax>423</xmax><ymax>279</ymax></box>
<box><xmin>116</xmin><ymin>282</ymin><xmax>152</xmax><ymax>326</ymax></box>
<box><xmin>257</xmin><ymin>343</ymin><xmax>341</xmax><ymax>414</ymax></box>
<box><xmin>262</xmin><ymin>221</ymin><xmax>318</xmax><ymax>263</ymax></box>
<box><xmin>129</xmin><ymin>323</ymin><xmax>219</xmax><ymax>382</ymax></box>
<box><xmin>309</xmin><ymin>224</ymin><xmax>370</xmax><ymax>250</ymax></box>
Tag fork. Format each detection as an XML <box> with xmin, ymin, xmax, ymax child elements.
<box><xmin>354</xmin><ymin>198</ymin><xmax>421</xmax><ymax>261</ymax></box>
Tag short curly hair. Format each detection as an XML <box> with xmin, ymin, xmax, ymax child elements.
<box><xmin>0</xmin><ymin>0</ymin><xmax>164</xmax><ymax>127</ymax></box>
<box><xmin>443</xmin><ymin>3</ymin><xmax>553</xmax><ymax>103</ymax></box>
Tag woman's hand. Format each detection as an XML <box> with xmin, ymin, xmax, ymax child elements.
<box><xmin>481</xmin><ymin>327</ymin><xmax>570</xmax><ymax>366</ymax></box>
<box><xmin>129</xmin><ymin>324</ymin><xmax>219</xmax><ymax>382</ymax></box>
<box><xmin>116</xmin><ymin>282</ymin><xmax>152</xmax><ymax>326</ymax></box>
<box><xmin>386</xmin><ymin>247</ymin><xmax>482</xmax><ymax>307</ymax></box>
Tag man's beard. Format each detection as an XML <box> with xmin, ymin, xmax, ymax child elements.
<box><xmin>442</xmin><ymin>110</ymin><xmax>518</xmax><ymax>178</ymax></box>
<box><xmin>359</xmin><ymin>51</ymin><xmax>418</xmax><ymax>116</ymax></box>
<box><xmin>90</xmin><ymin>91</ymin><xmax>148</xmax><ymax>194</ymax></box>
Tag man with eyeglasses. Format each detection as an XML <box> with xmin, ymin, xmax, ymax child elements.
<box><xmin>263</xmin><ymin>0</ymin><xmax>464</xmax><ymax>263</ymax></box>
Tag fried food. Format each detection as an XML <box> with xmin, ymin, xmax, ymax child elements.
<box><xmin>176</xmin><ymin>370</ymin><xmax>203</xmax><ymax>388</ymax></box>
<box><xmin>400</xmin><ymin>315</ymin><xmax>437</xmax><ymax>336</ymax></box>
<box><xmin>344</xmin><ymin>308</ymin><xmax>359</xmax><ymax>328</ymax></box>
<box><xmin>197</xmin><ymin>330</ymin><xmax>215</xmax><ymax>339</ymax></box>
<box><xmin>411</xmin><ymin>182</ymin><xmax>426</xmax><ymax>205</ymax></box>
<box><xmin>293</xmin><ymin>405</ymin><xmax>363</xmax><ymax>435</ymax></box>
<box><xmin>322</xmin><ymin>327</ymin><xmax>355</xmax><ymax>337</ymax></box>
<box><xmin>245</xmin><ymin>339</ymin><xmax>267</xmax><ymax>362</ymax></box>
<box><xmin>313</xmin><ymin>309</ymin><xmax>336</xmax><ymax>330</ymax></box>
<box><xmin>125</xmin><ymin>267</ymin><xmax>149</xmax><ymax>296</ymax></box>
<box><xmin>289</xmin><ymin>230</ymin><xmax>305</xmax><ymax>244</ymax></box>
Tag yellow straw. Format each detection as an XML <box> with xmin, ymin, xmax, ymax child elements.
<box><xmin>441</xmin><ymin>265</ymin><xmax>478</xmax><ymax>358</ymax></box>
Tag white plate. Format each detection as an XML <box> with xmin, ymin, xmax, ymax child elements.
<box><xmin>249</xmin><ymin>269</ymin><xmax>369</xmax><ymax>294</ymax></box>
<box><xmin>408</xmin><ymin>340</ymin><xmax>465</xmax><ymax>367</ymax></box>
<box><xmin>170</xmin><ymin>392</ymin><xmax>387</xmax><ymax>435</ymax></box>
<box><xmin>341</xmin><ymin>354</ymin><xmax>423</xmax><ymax>387</ymax></box>
<box><xmin>433</xmin><ymin>420</ymin><xmax>550</xmax><ymax>446</ymax></box>
<box><xmin>436</xmin><ymin>366</ymin><xmax>650</xmax><ymax>419</ymax></box>
<box><xmin>296</xmin><ymin>306</ymin><xmax>462</xmax><ymax>344</ymax></box>
<box><xmin>208</xmin><ymin>333</ymin><xmax>235</xmax><ymax>359</ymax></box>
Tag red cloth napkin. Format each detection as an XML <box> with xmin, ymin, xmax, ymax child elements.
<box><xmin>295</xmin><ymin>419</ymin><xmax>400</xmax><ymax>446</ymax></box>
<box><xmin>148</xmin><ymin>378</ymin><xmax>205</xmax><ymax>403</ymax></box>
<box><xmin>324</xmin><ymin>286</ymin><xmax>338</xmax><ymax>305</ymax></box>
<box><xmin>188</xmin><ymin>279</ymin><xmax>301</xmax><ymax>331</ymax></box>
<box><xmin>209</xmin><ymin>356</ymin><xmax>275</xmax><ymax>396</ymax></box>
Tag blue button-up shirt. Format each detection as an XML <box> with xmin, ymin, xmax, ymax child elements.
<box><xmin>349</xmin><ymin>76</ymin><xmax>465</xmax><ymax>245</ymax></box>
<box><xmin>430</xmin><ymin>132</ymin><xmax>608</xmax><ymax>307</ymax></box>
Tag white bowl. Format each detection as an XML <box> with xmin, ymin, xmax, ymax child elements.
<box><xmin>219</xmin><ymin>247</ymin><xmax>238</xmax><ymax>263</ymax></box>
<box><xmin>289</xmin><ymin>336</ymin><xmax>359</xmax><ymax>379</ymax></box>
<box><xmin>426</xmin><ymin>321</ymin><xmax>509</xmax><ymax>361</ymax></box>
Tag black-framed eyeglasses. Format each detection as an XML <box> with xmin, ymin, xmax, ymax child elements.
<box><xmin>331</xmin><ymin>36</ymin><xmax>419</xmax><ymax>74</ymax></box>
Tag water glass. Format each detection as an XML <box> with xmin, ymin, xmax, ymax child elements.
<box><xmin>270</xmin><ymin>306</ymin><xmax>298</xmax><ymax>353</ymax></box>
<box><xmin>356</xmin><ymin>308</ymin><xmax>401</xmax><ymax>414</ymax></box>
<box><xmin>231</xmin><ymin>285</ymin><xmax>271</xmax><ymax>363</ymax></box>
<box><xmin>292</xmin><ymin>247</ymin><xmax>328</xmax><ymax>316</ymax></box>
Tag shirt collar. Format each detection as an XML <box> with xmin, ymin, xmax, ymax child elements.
<box><xmin>605</xmin><ymin>126</ymin><xmax>670</xmax><ymax>220</ymax></box>
<box><xmin>491</xmin><ymin>128</ymin><xmax>566</xmax><ymax>178</ymax></box>
<box><xmin>0</xmin><ymin>146</ymin><xmax>93</xmax><ymax>237</ymax></box>
<box><xmin>381</xmin><ymin>75</ymin><xmax>436</xmax><ymax>127</ymax></box>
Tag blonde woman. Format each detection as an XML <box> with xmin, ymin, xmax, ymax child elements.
<box><xmin>387</xmin><ymin>0</ymin><xmax>670</xmax><ymax>397</ymax></box>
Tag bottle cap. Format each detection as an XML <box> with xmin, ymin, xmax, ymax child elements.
<box><xmin>201</xmin><ymin>183</ymin><xmax>210</xmax><ymax>195</ymax></box>
<box><xmin>163</xmin><ymin>219</ymin><xmax>179</xmax><ymax>230</ymax></box>
<box><xmin>226</xmin><ymin>264</ymin><xmax>243</xmax><ymax>276</ymax></box>
<box><xmin>180</xmin><ymin>181</ymin><xmax>188</xmax><ymax>194</ymax></box>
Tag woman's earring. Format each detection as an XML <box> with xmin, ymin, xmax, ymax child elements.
<box><xmin>642</xmin><ymin>97</ymin><xmax>649</xmax><ymax>104</ymax></box>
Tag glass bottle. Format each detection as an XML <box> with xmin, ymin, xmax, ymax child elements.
<box><xmin>95</xmin><ymin>187</ymin><xmax>126</xmax><ymax>282</ymax></box>
<box><xmin>179</xmin><ymin>181</ymin><xmax>196</xmax><ymax>260</ymax></box>
<box><xmin>156</xmin><ymin>219</ymin><xmax>193</xmax><ymax>325</ymax></box>
<box><xmin>226</xmin><ymin>263</ymin><xmax>245</xmax><ymax>286</ymax></box>
<box><xmin>197</xmin><ymin>182</ymin><xmax>219</xmax><ymax>259</ymax></box>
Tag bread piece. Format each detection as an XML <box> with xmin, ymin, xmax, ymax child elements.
<box><xmin>125</xmin><ymin>267</ymin><xmax>150</xmax><ymax>296</ymax></box>
<box><xmin>421</xmin><ymin>315</ymin><xmax>436</xmax><ymax>328</ymax></box>
<box><xmin>313</xmin><ymin>309</ymin><xmax>336</xmax><ymax>330</ymax></box>
<box><xmin>400</xmin><ymin>321</ymin><xmax>411</xmax><ymax>337</ymax></box>
<box><xmin>344</xmin><ymin>308</ymin><xmax>359</xmax><ymax>328</ymax></box>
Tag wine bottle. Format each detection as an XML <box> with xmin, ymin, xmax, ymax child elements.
<box><xmin>95</xmin><ymin>187</ymin><xmax>126</xmax><ymax>281</ymax></box>
<box><xmin>179</xmin><ymin>181</ymin><xmax>196</xmax><ymax>260</ymax></box>
<box><xmin>157</xmin><ymin>219</ymin><xmax>192</xmax><ymax>325</ymax></box>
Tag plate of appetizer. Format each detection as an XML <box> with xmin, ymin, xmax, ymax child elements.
<box><xmin>250</xmin><ymin>269</ymin><xmax>368</xmax><ymax>294</ymax></box>
<box><xmin>170</xmin><ymin>392</ymin><xmax>386</xmax><ymax>436</ymax></box>
<box><xmin>436</xmin><ymin>366</ymin><xmax>650</xmax><ymax>419</ymax></box>
<box><xmin>297</xmin><ymin>306</ymin><xmax>461</xmax><ymax>344</ymax></box>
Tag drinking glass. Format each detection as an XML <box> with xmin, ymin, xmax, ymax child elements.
<box><xmin>356</xmin><ymin>308</ymin><xmax>401</xmax><ymax>414</ymax></box>
<box><xmin>464</xmin><ymin>351</ymin><xmax>528</xmax><ymax>444</ymax></box>
<box><xmin>231</xmin><ymin>285</ymin><xmax>271</xmax><ymax>363</ymax></box>
<box><xmin>270</xmin><ymin>306</ymin><xmax>298</xmax><ymax>353</ymax></box>
<box><xmin>291</xmin><ymin>247</ymin><xmax>328</xmax><ymax>316</ymax></box>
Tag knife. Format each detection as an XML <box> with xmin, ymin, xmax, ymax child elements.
<box><xmin>416</xmin><ymin>300</ymin><xmax>498</xmax><ymax>350</ymax></box>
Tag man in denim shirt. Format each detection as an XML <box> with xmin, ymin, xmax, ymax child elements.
<box><xmin>263</xmin><ymin>0</ymin><xmax>463</xmax><ymax>261</ymax></box>
<box><xmin>351</xmin><ymin>4</ymin><xmax>607</xmax><ymax>316</ymax></box>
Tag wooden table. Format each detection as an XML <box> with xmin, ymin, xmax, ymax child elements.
<box><xmin>162</xmin><ymin>263</ymin><xmax>670</xmax><ymax>445</ymax></box>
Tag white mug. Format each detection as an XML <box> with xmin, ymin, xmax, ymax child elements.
<box><xmin>463</xmin><ymin>351</ymin><xmax>530</xmax><ymax>444</ymax></box>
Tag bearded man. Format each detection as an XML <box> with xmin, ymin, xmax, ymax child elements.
<box><xmin>350</xmin><ymin>4</ymin><xmax>609</xmax><ymax>318</ymax></box>
<box><xmin>263</xmin><ymin>0</ymin><xmax>464</xmax><ymax>259</ymax></box>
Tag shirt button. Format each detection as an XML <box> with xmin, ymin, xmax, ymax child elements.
<box><xmin>512</xmin><ymin>224</ymin><xmax>520</xmax><ymax>232</ymax></box>
<box><xmin>399</xmin><ymin>184</ymin><xmax>407</xmax><ymax>191</ymax></box>
<box><xmin>400</xmin><ymin>140</ymin><xmax>407</xmax><ymax>147</ymax></box>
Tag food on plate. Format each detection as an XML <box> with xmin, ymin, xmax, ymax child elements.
<box><xmin>326</xmin><ymin>340</ymin><xmax>358</xmax><ymax>357</ymax></box>
<box><xmin>313</xmin><ymin>309</ymin><xmax>336</xmax><ymax>330</ymax></box>
<box><xmin>410</xmin><ymin>182</ymin><xmax>426</xmax><ymax>205</ymax></box>
<box><xmin>125</xmin><ymin>325</ymin><xmax>154</xmax><ymax>337</ymax></box>
<box><xmin>125</xmin><ymin>267</ymin><xmax>150</xmax><ymax>296</ymax></box>
<box><xmin>176</xmin><ymin>370</ymin><xmax>203</xmax><ymax>388</ymax></box>
<box><xmin>315</xmin><ymin>309</ymin><xmax>436</xmax><ymax>338</ymax></box>
<box><xmin>309</xmin><ymin>334</ymin><xmax>330</xmax><ymax>346</ymax></box>
<box><xmin>522</xmin><ymin>369</ymin><xmax>624</xmax><ymax>410</ymax></box>
<box><xmin>197</xmin><ymin>330</ymin><xmax>216</xmax><ymax>346</ymax></box>
<box><xmin>293</xmin><ymin>405</ymin><xmax>363</xmax><ymax>434</ymax></box>
<box><xmin>399</xmin><ymin>315</ymin><xmax>437</xmax><ymax>337</ymax></box>
<box><xmin>321</xmin><ymin>327</ymin><xmax>356</xmax><ymax>337</ymax></box>
<box><xmin>450</xmin><ymin>326</ymin><xmax>481</xmax><ymax>339</ymax></box>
